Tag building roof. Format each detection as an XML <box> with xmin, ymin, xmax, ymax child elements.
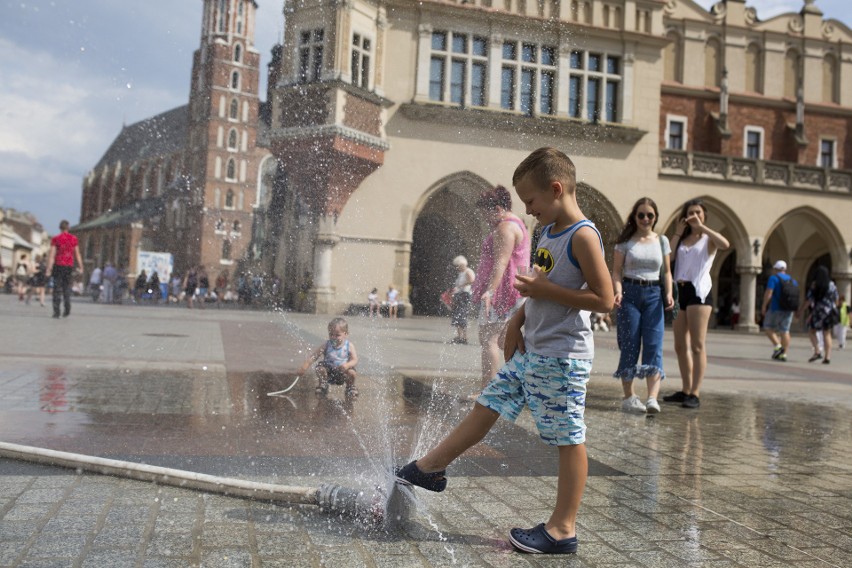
<box><xmin>94</xmin><ymin>105</ymin><xmax>189</xmax><ymax>170</ymax></box>
<box><xmin>1</xmin><ymin>227</ymin><xmax>35</xmax><ymax>250</ymax></box>
<box><xmin>73</xmin><ymin>195</ymin><xmax>169</xmax><ymax>232</ymax></box>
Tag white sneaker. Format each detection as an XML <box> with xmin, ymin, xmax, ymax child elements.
<box><xmin>645</xmin><ymin>398</ymin><xmax>661</xmax><ymax>414</ymax></box>
<box><xmin>621</xmin><ymin>395</ymin><xmax>645</xmax><ymax>414</ymax></box>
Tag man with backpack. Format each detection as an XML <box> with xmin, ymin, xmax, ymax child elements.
<box><xmin>761</xmin><ymin>260</ymin><xmax>798</xmax><ymax>362</ymax></box>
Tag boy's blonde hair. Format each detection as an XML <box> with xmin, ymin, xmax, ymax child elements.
<box><xmin>452</xmin><ymin>255</ymin><xmax>467</xmax><ymax>267</ymax></box>
<box><xmin>328</xmin><ymin>317</ymin><xmax>348</xmax><ymax>333</ymax></box>
<box><xmin>512</xmin><ymin>147</ymin><xmax>576</xmax><ymax>194</ymax></box>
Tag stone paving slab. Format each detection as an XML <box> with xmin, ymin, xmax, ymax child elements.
<box><xmin>0</xmin><ymin>295</ymin><xmax>850</xmax><ymax>567</ymax></box>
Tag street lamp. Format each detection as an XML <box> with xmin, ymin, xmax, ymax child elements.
<box><xmin>752</xmin><ymin>239</ymin><xmax>760</xmax><ymax>256</ymax></box>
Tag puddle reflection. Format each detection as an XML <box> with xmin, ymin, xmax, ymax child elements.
<box><xmin>40</xmin><ymin>366</ymin><xmax>68</xmax><ymax>413</ymax></box>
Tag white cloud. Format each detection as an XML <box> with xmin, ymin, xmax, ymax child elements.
<box><xmin>0</xmin><ymin>35</ymin><xmax>187</xmax><ymax>228</ymax></box>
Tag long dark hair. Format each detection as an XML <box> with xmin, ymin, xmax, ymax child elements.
<box><xmin>678</xmin><ymin>198</ymin><xmax>707</xmax><ymax>240</ymax></box>
<box><xmin>615</xmin><ymin>197</ymin><xmax>659</xmax><ymax>244</ymax></box>
<box><xmin>812</xmin><ymin>265</ymin><xmax>830</xmax><ymax>301</ymax></box>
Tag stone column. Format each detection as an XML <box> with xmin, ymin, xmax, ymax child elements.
<box><xmin>736</xmin><ymin>265</ymin><xmax>761</xmax><ymax>333</ymax></box>
<box><xmin>309</xmin><ymin>215</ymin><xmax>340</xmax><ymax>314</ymax></box>
<box><xmin>395</xmin><ymin>241</ymin><xmax>412</xmax><ymax>317</ymax></box>
<box><xmin>833</xmin><ymin>271</ymin><xmax>852</xmax><ymax>304</ymax></box>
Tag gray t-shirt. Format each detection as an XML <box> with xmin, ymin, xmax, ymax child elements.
<box><xmin>524</xmin><ymin>220</ymin><xmax>602</xmax><ymax>360</ymax></box>
<box><xmin>615</xmin><ymin>235</ymin><xmax>671</xmax><ymax>281</ymax></box>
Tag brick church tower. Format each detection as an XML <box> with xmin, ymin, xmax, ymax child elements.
<box><xmin>185</xmin><ymin>0</ymin><xmax>265</xmax><ymax>275</ymax></box>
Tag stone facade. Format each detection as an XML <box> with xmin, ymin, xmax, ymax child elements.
<box><xmin>253</xmin><ymin>0</ymin><xmax>851</xmax><ymax>325</ymax></box>
<box><xmin>75</xmin><ymin>0</ymin><xmax>852</xmax><ymax>326</ymax></box>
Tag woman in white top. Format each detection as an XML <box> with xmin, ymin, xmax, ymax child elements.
<box><xmin>663</xmin><ymin>199</ymin><xmax>729</xmax><ymax>409</ymax></box>
<box><xmin>611</xmin><ymin>198</ymin><xmax>674</xmax><ymax>415</ymax></box>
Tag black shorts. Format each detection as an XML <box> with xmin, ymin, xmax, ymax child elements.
<box><xmin>677</xmin><ymin>281</ymin><xmax>712</xmax><ymax>310</ymax></box>
<box><xmin>450</xmin><ymin>292</ymin><xmax>471</xmax><ymax>328</ymax></box>
<box><xmin>317</xmin><ymin>362</ymin><xmax>353</xmax><ymax>385</ymax></box>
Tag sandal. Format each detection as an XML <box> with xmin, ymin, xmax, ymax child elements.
<box><xmin>394</xmin><ymin>460</ymin><xmax>447</xmax><ymax>492</ymax></box>
<box><xmin>509</xmin><ymin>523</ymin><xmax>578</xmax><ymax>554</ymax></box>
<box><xmin>808</xmin><ymin>353</ymin><xmax>823</xmax><ymax>363</ymax></box>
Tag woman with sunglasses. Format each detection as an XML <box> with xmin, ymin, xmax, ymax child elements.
<box><xmin>611</xmin><ymin>198</ymin><xmax>674</xmax><ymax>414</ymax></box>
<box><xmin>663</xmin><ymin>199</ymin><xmax>729</xmax><ymax>409</ymax></box>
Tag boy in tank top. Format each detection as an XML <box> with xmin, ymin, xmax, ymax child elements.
<box><xmin>396</xmin><ymin>147</ymin><xmax>613</xmax><ymax>555</ymax></box>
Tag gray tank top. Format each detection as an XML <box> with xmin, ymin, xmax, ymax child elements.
<box><xmin>524</xmin><ymin>220</ymin><xmax>601</xmax><ymax>360</ymax></box>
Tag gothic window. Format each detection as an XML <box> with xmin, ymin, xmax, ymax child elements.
<box><xmin>822</xmin><ymin>53</ymin><xmax>839</xmax><ymax>104</ymax></box>
<box><xmin>236</xmin><ymin>2</ymin><xmax>244</xmax><ymax>35</ymax></box>
<box><xmin>704</xmin><ymin>38</ymin><xmax>721</xmax><ymax>88</ymax></box>
<box><xmin>784</xmin><ymin>49</ymin><xmax>800</xmax><ymax>99</ymax></box>
<box><xmin>225</xmin><ymin>189</ymin><xmax>235</xmax><ymax>209</ymax></box>
<box><xmin>229</xmin><ymin>98</ymin><xmax>239</xmax><ymax>120</ymax></box>
<box><xmin>351</xmin><ymin>33</ymin><xmax>372</xmax><ymax>89</ymax></box>
<box><xmin>666</xmin><ymin>115</ymin><xmax>687</xmax><ymax>150</ymax></box>
<box><xmin>222</xmin><ymin>240</ymin><xmax>231</xmax><ymax>260</ymax></box>
<box><xmin>664</xmin><ymin>31</ymin><xmax>682</xmax><ymax>83</ymax></box>
<box><xmin>298</xmin><ymin>29</ymin><xmax>324</xmax><ymax>83</ymax></box>
<box><xmin>215</xmin><ymin>218</ymin><xmax>225</xmax><ymax>232</ymax></box>
<box><xmin>231</xmin><ymin>71</ymin><xmax>240</xmax><ymax>90</ymax></box>
<box><xmin>232</xmin><ymin>220</ymin><xmax>241</xmax><ymax>233</ymax></box>
<box><xmin>226</xmin><ymin>159</ymin><xmax>236</xmax><ymax>180</ymax></box>
<box><xmin>500</xmin><ymin>40</ymin><xmax>558</xmax><ymax>116</ymax></box>
<box><xmin>744</xmin><ymin>126</ymin><xmax>764</xmax><ymax>160</ymax></box>
<box><xmin>568</xmin><ymin>50</ymin><xmax>621</xmax><ymax>122</ymax></box>
<box><xmin>745</xmin><ymin>44</ymin><xmax>762</xmax><ymax>94</ymax></box>
<box><xmin>217</xmin><ymin>0</ymin><xmax>229</xmax><ymax>33</ymax></box>
<box><xmin>430</xmin><ymin>31</ymin><xmax>488</xmax><ymax>108</ymax></box>
<box><xmin>820</xmin><ymin>139</ymin><xmax>836</xmax><ymax>168</ymax></box>
<box><xmin>228</xmin><ymin>129</ymin><xmax>238</xmax><ymax>150</ymax></box>
<box><xmin>234</xmin><ymin>44</ymin><xmax>242</xmax><ymax>63</ymax></box>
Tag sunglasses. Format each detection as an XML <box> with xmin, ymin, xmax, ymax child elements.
<box><xmin>636</xmin><ymin>212</ymin><xmax>655</xmax><ymax>220</ymax></box>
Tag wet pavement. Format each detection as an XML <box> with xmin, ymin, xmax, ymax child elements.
<box><xmin>0</xmin><ymin>294</ymin><xmax>850</xmax><ymax>567</ymax></box>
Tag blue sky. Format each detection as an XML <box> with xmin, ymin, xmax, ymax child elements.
<box><xmin>0</xmin><ymin>0</ymin><xmax>848</xmax><ymax>234</ymax></box>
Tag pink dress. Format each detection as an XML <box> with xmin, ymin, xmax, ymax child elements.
<box><xmin>473</xmin><ymin>216</ymin><xmax>530</xmax><ymax>318</ymax></box>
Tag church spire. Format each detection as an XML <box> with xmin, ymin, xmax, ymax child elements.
<box><xmin>201</xmin><ymin>0</ymin><xmax>258</xmax><ymax>47</ymax></box>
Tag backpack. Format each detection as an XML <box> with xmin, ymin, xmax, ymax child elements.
<box><xmin>777</xmin><ymin>276</ymin><xmax>799</xmax><ymax>311</ymax></box>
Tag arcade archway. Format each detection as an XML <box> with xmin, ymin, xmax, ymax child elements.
<box><xmin>409</xmin><ymin>173</ymin><xmax>491</xmax><ymax>315</ymax></box>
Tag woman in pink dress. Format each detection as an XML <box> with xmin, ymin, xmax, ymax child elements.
<box><xmin>470</xmin><ymin>186</ymin><xmax>531</xmax><ymax>399</ymax></box>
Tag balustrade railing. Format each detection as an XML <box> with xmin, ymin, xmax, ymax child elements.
<box><xmin>660</xmin><ymin>149</ymin><xmax>852</xmax><ymax>193</ymax></box>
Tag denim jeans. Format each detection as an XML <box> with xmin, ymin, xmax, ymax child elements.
<box><xmin>614</xmin><ymin>281</ymin><xmax>665</xmax><ymax>380</ymax></box>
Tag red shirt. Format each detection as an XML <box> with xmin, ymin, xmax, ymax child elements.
<box><xmin>51</xmin><ymin>232</ymin><xmax>78</xmax><ymax>267</ymax></box>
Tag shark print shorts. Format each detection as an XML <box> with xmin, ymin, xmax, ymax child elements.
<box><xmin>477</xmin><ymin>351</ymin><xmax>591</xmax><ymax>446</ymax></box>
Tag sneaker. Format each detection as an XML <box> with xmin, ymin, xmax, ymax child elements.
<box><xmin>808</xmin><ymin>353</ymin><xmax>823</xmax><ymax>363</ymax></box>
<box><xmin>509</xmin><ymin>523</ymin><xmax>578</xmax><ymax>554</ymax></box>
<box><xmin>682</xmin><ymin>395</ymin><xmax>700</xmax><ymax>409</ymax></box>
<box><xmin>822</xmin><ymin>359</ymin><xmax>830</xmax><ymax>365</ymax></box>
<box><xmin>771</xmin><ymin>346</ymin><xmax>784</xmax><ymax>360</ymax></box>
<box><xmin>645</xmin><ymin>398</ymin><xmax>661</xmax><ymax>414</ymax></box>
<box><xmin>621</xmin><ymin>395</ymin><xmax>645</xmax><ymax>414</ymax></box>
<box><xmin>662</xmin><ymin>391</ymin><xmax>686</xmax><ymax>403</ymax></box>
<box><xmin>777</xmin><ymin>353</ymin><xmax>787</xmax><ymax>362</ymax></box>
<box><xmin>394</xmin><ymin>461</ymin><xmax>447</xmax><ymax>492</ymax></box>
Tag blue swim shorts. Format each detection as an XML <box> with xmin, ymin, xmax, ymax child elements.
<box><xmin>477</xmin><ymin>351</ymin><xmax>591</xmax><ymax>446</ymax></box>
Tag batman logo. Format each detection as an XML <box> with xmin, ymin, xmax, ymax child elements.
<box><xmin>534</xmin><ymin>248</ymin><xmax>554</xmax><ymax>272</ymax></box>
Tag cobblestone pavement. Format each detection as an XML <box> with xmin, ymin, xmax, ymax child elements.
<box><xmin>0</xmin><ymin>295</ymin><xmax>850</xmax><ymax>567</ymax></box>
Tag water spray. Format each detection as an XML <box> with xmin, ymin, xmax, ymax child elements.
<box><xmin>0</xmin><ymin>441</ymin><xmax>408</xmax><ymax>531</ymax></box>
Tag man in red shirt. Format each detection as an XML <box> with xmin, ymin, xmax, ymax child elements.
<box><xmin>45</xmin><ymin>220</ymin><xmax>84</xmax><ymax>318</ymax></box>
